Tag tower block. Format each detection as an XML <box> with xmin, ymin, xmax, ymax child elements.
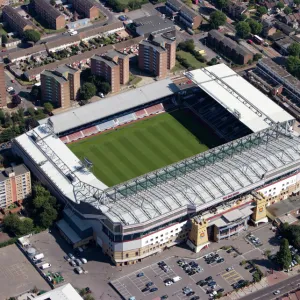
<box><xmin>187</xmin><ymin>217</ymin><xmax>210</xmax><ymax>252</ymax></box>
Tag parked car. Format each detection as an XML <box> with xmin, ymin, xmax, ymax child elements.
<box><xmin>137</xmin><ymin>272</ymin><xmax>144</xmax><ymax>277</ymax></box>
<box><xmin>191</xmin><ymin>297</ymin><xmax>200</xmax><ymax>300</ymax></box>
<box><xmin>226</xmin><ymin>267</ymin><xmax>234</xmax><ymax>271</ymax></box>
<box><xmin>161</xmin><ymin>296</ymin><xmax>168</xmax><ymax>300</ymax></box>
<box><xmin>64</xmin><ymin>255</ymin><xmax>71</xmax><ymax>261</ymax></box>
<box><xmin>81</xmin><ymin>258</ymin><xmax>87</xmax><ymax>264</ymax></box>
<box><xmin>74</xmin><ymin>267</ymin><xmax>83</xmax><ymax>274</ymax></box>
<box><xmin>70</xmin><ymin>260</ymin><xmax>76</xmax><ymax>267</ymax></box>
<box><xmin>68</xmin><ymin>253</ymin><xmax>75</xmax><ymax>260</ymax></box>
<box><xmin>205</xmin><ymin>276</ymin><xmax>213</xmax><ymax>281</ymax></box>
<box><xmin>217</xmin><ymin>288</ymin><xmax>224</xmax><ymax>293</ymax></box>
<box><xmin>274</xmin><ymin>290</ymin><xmax>280</xmax><ymax>295</ymax></box>
<box><xmin>150</xmin><ymin>287</ymin><xmax>158</xmax><ymax>292</ymax></box>
<box><xmin>75</xmin><ymin>259</ymin><xmax>82</xmax><ymax>266</ymax></box>
<box><xmin>197</xmin><ymin>280</ymin><xmax>207</xmax><ymax>286</ymax></box>
<box><xmin>245</xmin><ymin>264</ymin><xmax>252</xmax><ymax>269</ymax></box>
<box><xmin>187</xmin><ymin>291</ymin><xmax>195</xmax><ymax>296</ymax></box>
<box><xmin>208</xmin><ymin>281</ymin><xmax>217</xmax><ymax>287</ymax></box>
<box><xmin>142</xmin><ymin>287</ymin><xmax>149</xmax><ymax>292</ymax></box>
<box><xmin>146</xmin><ymin>282</ymin><xmax>153</xmax><ymax>287</ymax></box>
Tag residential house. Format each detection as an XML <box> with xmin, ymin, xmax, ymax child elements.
<box><xmin>2</xmin><ymin>6</ymin><xmax>33</xmax><ymax>36</ymax></box>
<box><xmin>207</xmin><ymin>30</ymin><xmax>253</xmax><ymax>65</ymax></box>
<box><xmin>166</xmin><ymin>0</ymin><xmax>202</xmax><ymax>29</ymax></box>
<box><xmin>33</xmin><ymin>0</ymin><xmax>66</xmax><ymax>30</ymax></box>
<box><xmin>275</xmin><ymin>21</ymin><xmax>296</xmax><ymax>35</ymax></box>
<box><xmin>226</xmin><ymin>1</ymin><xmax>247</xmax><ymax>19</ymax></box>
<box><xmin>72</xmin><ymin>0</ymin><xmax>99</xmax><ymax>20</ymax></box>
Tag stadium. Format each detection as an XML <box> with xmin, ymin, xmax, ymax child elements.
<box><xmin>12</xmin><ymin>63</ymin><xmax>300</xmax><ymax>266</ymax></box>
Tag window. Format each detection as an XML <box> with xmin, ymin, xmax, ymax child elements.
<box><xmin>135</xmin><ymin>252</ymin><xmax>138</xmax><ymax>256</ymax></box>
<box><xmin>126</xmin><ymin>253</ymin><xmax>129</xmax><ymax>258</ymax></box>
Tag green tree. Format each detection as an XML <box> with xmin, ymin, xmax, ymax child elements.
<box><xmin>288</xmin><ymin>42</ymin><xmax>300</xmax><ymax>57</ymax></box>
<box><xmin>40</xmin><ymin>206</ymin><xmax>58</xmax><ymax>228</ymax></box>
<box><xmin>209</xmin><ymin>11</ymin><xmax>227</xmax><ymax>29</ymax></box>
<box><xmin>98</xmin><ymin>82</ymin><xmax>111</xmax><ymax>94</ymax></box>
<box><xmin>3</xmin><ymin>214</ymin><xmax>21</xmax><ymax>235</ymax></box>
<box><xmin>1</xmin><ymin>34</ymin><xmax>7</xmax><ymax>44</ymax></box>
<box><xmin>43</xmin><ymin>102</ymin><xmax>54</xmax><ymax>114</ymax></box>
<box><xmin>252</xmin><ymin>271</ymin><xmax>261</xmax><ymax>282</ymax></box>
<box><xmin>18</xmin><ymin>218</ymin><xmax>34</xmax><ymax>235</ymax></box>
<box><xmin>284</xmin><ymin>6</ymin><xmax>293</xmax><ymax>14</ymax></box>
<box><xmin>239</xmin><ymin>14</ymin><xmax>248</xmax><ymax>21</ymax></box>
<box><xmin>277</xmin><ymin>238</ymin><xmax>292</xmax><ymax>270</ymax></box>
<box><xmin>286</xmin><ymin>55</ymin><xmax>300</xmax><ymax>78</ymax></box>
<box><xmin>216</xmin><ymin>0</ymin><xmax>228</xmax><ymax>10</ymax></box>
<box><xmin>23</xmin><ymin>30</ymin><xmax>41</xmax><ymax>43</ymax></box>
<box><xmin>253</xmin><ymin>53</ymin><xmax>263</xmax><ymax>61</ymax></box>
<box><xmin>50</xmin><ymin>0</ymin><xmax>55</xmax><ymax>5</ymax></box>
<box><xmin>178</xmin><ymin>39</ymin><xmax>195</xmax><ymax>52</ymax></box>
<box><xmin>257</xmin><ymin>6</ymin><xmax>268</xmax><ymax>16</ymax></box>
<box><xmin>80</xmin><ymin>82</ymin><xmax>97</xmax><ymax>100</ymax></box>
<box><xmin>277</xmin><ymin>1</ymin><xmax>284</xmax><ymax>9</ymax></box>
<box><xmin>236</xmin><ymin>21</ymin><xmax>251</xmax><ymax>39</ymax></box>
<box><xmin>295</xmin><ymin>0</ymin><xmax>300</xmax><ymax>6</ymax></box>
<box><xmin>247</xmin><ymin>19</ymin><xmax>263</xmax><ymax>35</ymax></box>
<box><xmin>4</xmin><ymin>113</ymin><xmax>12</xmax><ymax>128</ymax></box>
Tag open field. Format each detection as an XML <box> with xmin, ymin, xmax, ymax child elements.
<box><xmin>68</xmin><ymin>110</ymin><xmax>222</xmax><ymax>186</ymax></box>
<box><xmin>176</xmin><ymin>50</ymin><xmax>207</xmax><ymax>69</ymax></box>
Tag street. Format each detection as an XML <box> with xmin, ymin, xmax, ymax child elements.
<box><xmin>241</xmin><ymin>273</ymin><xmax>300</xmax><ymax>300</ymax></box>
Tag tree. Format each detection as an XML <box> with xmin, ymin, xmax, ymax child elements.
<box><xmin>3</xmin><ymin>214</ymin><xmax>21</xmax><ymax>235</ymax></box>
<box><xmin>43</xmin><ymin>102</ymin><xmax>54</xmax><ymax>114</ymax></box>
<box><xmin>12</xmin><ymin>95</ymin><xmax>21</xmax><ymax>107</ymax></box>
<box><xmin>177</xmin><ymin>39</ymin><xmax>195</xmax><ymax>52</ymax></box>
<box><xmin>216</xmin><ymin>0</ymin><xmax>228</xmax><ymax>10</ymax></box>
<box><xmin>239</xmin><ymin>14</ymin><xmax>248</xmax><ymax>21</ymax></box>
<box><xmin>208</xmin><ymin>57</ymin><xmax>219</xmax><ymax>66</ymax></box>
<box><xmin>209</xmin><ymin>11</ymin><xmax>227</xmax><ymax>29</ymax></box>
<box><xmin>288</xmin><ymin>42</ymin><xmax>300</xmax><ymax>57</ymax></box>
<box><xmin>277</xmin><ymin>238</ymin><xmax>292</xmax><ymax>270</ymax></box>
<box><xmin>257</xmin><ymin>6</ymin><xmax>268</xmax><ymax>16</ymax></box>
<box><xmin>247</xmin><ymin>19</ymin><xmax>263</xmax><ymax>35</ymax></box>
<box><xmin>286</xmin><ymin>55</ymin><xmax>300</xmax><ymax>78</ymax></box>
<box><xmin>50</xmin><ymin>0</ymin><xmax>55</xmax><ymax>5</ymax></box>
<box><xmin>18</xmin><ymin>218</ymin><xmax>34</xmax><ymax>235</ymax></box>
<box><xmin>277</xmin><ymin>1</ymin><xmax>284</xmax><ymax>9</ymax></box>
<box><xmin>1</xmin><ymin>34</ymin><xmax>7</xmax><ymax>45</ymax></box>
<box><xmin>80</xmin><ymin>82</ymin><xmax>96</xmax><ymax>100</ymax></box>
<box><xmin>4</xmin><ymin>113</ymin><xmax>12</xmax><ymax>128</ymax></box>
<box><xmin>253</xmin><ymin>272</ymin><xmax>261</xmax><ymax>282</ymax></box>
<box><xmin>40</xmin><ymin>206</ymin><xmax>58</xmax><ymax>228</ymax></box>
<box><xmin>236</xmin><ymin>21</ymin><xmax>251</xmax><ymax>39</ymax></box>
<box><xmin>98</xmin><ymin>82</ymin><xmax>111</xmax><ymax>95</ymax></box>
<box><xmin>23</xmin><ymin>30</ymin><xmax>41</xmax><ymax>43</ymax></box>
<box><xmin>253</xmin><ymin>53</ymin><xmax>263</xmax><ymax>61</ymax></box>
<box><xmin>295</xmin><ymin>0</ymin><xmax>300</xmax><ymax>6</ymax></box>
<box><xmin>284</xmin><ymin>6</ymin><xmax>293</xmax><ymax>14</ymax></box>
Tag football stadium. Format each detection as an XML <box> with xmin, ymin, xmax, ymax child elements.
<box><xmin>12</xmin><ymin>63</ymin><xmax>300</xmax><ymax>266</ymax></box>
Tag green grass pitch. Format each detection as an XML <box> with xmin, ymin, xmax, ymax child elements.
<box><xmin>68</xmin><ymin>109</ymin><xmax>222</xmax><ymax>187</ymax></box>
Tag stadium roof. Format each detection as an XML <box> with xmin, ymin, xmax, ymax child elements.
<box><xmin>14</xmin><ymin>121</ymin><xmax>300</xmax><ymax>227</ymax></box>
<box><xmin>185</xmin><ymin>64</ymin><xmax>294</xmax><ymax>133</ymax></box>
<box><xmin>39</xmin><ymin>79</ymin><xmax>179</xmax><ymax>133</ymax></box>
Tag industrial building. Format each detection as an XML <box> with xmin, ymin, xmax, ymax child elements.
<box><xmin>13</xmin><ymin>65</ymin><xmax>300</xmax><ymax>266</ymax></box>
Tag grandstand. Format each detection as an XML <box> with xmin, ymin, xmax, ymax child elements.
<box><xmin>13</xmin><ymin>64</ymin><xmax>300</xmax><ymax>267</ymax></box>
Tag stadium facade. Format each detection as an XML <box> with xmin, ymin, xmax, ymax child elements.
<box><xmin>12</xmin><ymin>64</ymin><xmax>300</xmax><ymax>266</ymax></box>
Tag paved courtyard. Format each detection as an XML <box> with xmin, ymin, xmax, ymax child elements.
<box><xmin>0</xmin><ymin>244</ymin><xmax>49</xmax><ymax>299</ymax></box>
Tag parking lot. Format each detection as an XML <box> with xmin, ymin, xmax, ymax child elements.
<box><xmin>111</xmin><ymin>247</ymin><xmax>255</xmax><ymax>300</ymax></box>
<box><xmin>0</xmin><ymin>244</ymin><xmax>49</xmax><ymax>299</ymax></box>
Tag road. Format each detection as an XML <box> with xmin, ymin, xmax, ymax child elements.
<box><xmin>241</xmin><ymin>273</ymin><xmax>300</xmax><ymax>300</ymax></box>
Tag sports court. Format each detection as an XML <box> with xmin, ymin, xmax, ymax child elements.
<box><xmin>69</xmin><ymin>110</ymin><xmax>222</xmax><ymax>186</ymax></box>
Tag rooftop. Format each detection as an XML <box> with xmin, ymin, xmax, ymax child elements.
<box><xmin>2</xmin><ymin>6</ymin><xmax>32</xmax><ymax>28</ymax></box>
<box><xmin>140</xmin><ymin>39</ymin><xmax>166</xmax><ymax>52</ymax></box>
<box><xmin>39</xmin><ymin>78</ymin><xmax>179</xmax><ymax>133</ymax></box>
<box><xmin>33</xmin><ymin>0</ymin><xmax>63</xmax><ymax>18</ymax></box>
<box><xmin>41</xmin><ymin>70</ymin><xmax>68</xmax><ymax>84</ymax></box>
<box><xmin>186</xmin><ymin>63</ymin><xmax>293</xmax><ymax>132</ymax></box>
<box><xmin>34</xmin><ymin>283</ymin><xmax>83</xmax><ymax>300</ymax></box>
<box><xmin>134</xmin><ymin>15</ymin><xmax>175</xmax><ymax>36</ymax></box>
<box><xmin>0</xmin><ymin>164</ymin><xmax>29</xmax><ymax>181</ymax></box>
<box><xmin>267</xmin><ymin>195</ymin><xmax>300</xmax><ymax>217</ymax></box>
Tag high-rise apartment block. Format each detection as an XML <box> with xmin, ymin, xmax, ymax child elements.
<box><xmin>138</xmin><ymin>34</ymin><xmax>176</xmax><ymax>79</ymax></box>
<box><xmin>91</xmin><ymin>50</ymin><xmax>129</xmax><ymax>94</ymax></box>
<box><xmin>41</xmin><ymin>65</ymin><xmax>80</xmax><ymax>109</ymax></box>
<box><xmin>0</xmin><ymin>61</ymin><xmax>7</xmax><ymax>107</ymax></box>
<box><xmin>0</xmin><ymin>164</ymin><xmax>31</xmax><ymax>209</ymax></box>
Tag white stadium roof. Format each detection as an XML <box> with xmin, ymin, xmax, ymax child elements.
<box><xmin>186</xmin><ymin>64</ymin><xmax>293</xmax><ymax>132</ymax></box>
<box><xmin>39</xmin><ymin>78</ymin><xmax>179</xmax><ymax>134</ymax></box>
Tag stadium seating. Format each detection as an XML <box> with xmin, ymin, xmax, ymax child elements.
<box><xmin>145</xmin><ymin>103</ymin><xmax>164</xmax><ymax>115</ymax></box>
<box><xmin>82</xmin><ymin>126</ymin><xmax>98</xmax><ymax>137</ymax></box>
<box><xmin>96</xmin><ymin>120</ymin><xmax>116</xmax><ymax>132</ymax></box>
<box><xmin>135</xmin><ymin>109</ymin><xmax>148</xmax><ymax>119</ymax></box>
<box><xmin>60</xmin><ymin>136</ymin><xmax>69</xmax><ymax>144</ymax></box>
<box><xmin>117</xmin><ymin>113</ymin><xmax>136</xmax><ymax>125</ymax></box>
<box><xmin>67</xmin><ymin>131</ymin><xmax>84</xmax><ymax>142</ymax></box>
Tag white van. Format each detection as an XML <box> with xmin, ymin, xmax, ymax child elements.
<box><xmin>33</xmin><ymin>253</ymin><xmax>44</xmax><ymax>261</ymax></box>
<box><xmin>40</xmin><ymin>263</ymin><xmax>51</xmax><ymax>270</ymax></box>
<box><xmin>70</xmin><ymin>31</ymin><xmax>78</xmax><ymax>36</ymax></box>
<box><xmin>172</xmin><ymin>276</ymin><xmax>182</xmax><ymax>282</ymax></box>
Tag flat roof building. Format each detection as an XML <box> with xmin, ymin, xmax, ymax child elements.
<box><xmin>2</xmin><ymin>6</ymin><xmax>33</xmax><ymax>36</ymax></box>
<box><xmin>134</xmin><ymin>15</ymin><xmax>176</xmax><ymax>37</ymax></box>
<box><xmin>41</xmin><ymin>65</ymin><xmax>80</xmax><ymax>109</ymax></box>
<box><xmin>33</xmin><ymin>0</ymin><xmax>66</xmax><ymax>30</ymax></box>
<box><xmin>91</xmin><ymin>50</ymin><xmax>129</xmax><ymax>93</ymax></box>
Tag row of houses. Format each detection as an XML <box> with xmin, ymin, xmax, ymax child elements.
<box><xmin>207</xmin><ymin>30</ymin><xmax>253</xmax><ymax>65</ymax></box>
<box><xmin>7</xmin><ymin>22</ymin><xmax>124</xmax><ymax>63</ymax></box>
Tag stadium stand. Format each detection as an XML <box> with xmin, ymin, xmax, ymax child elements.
<box><xmin>68</xmin><ymin>131</ymin><xmax>84</xmax><ymax>142</ymax></box>
<box><xmin>96</xmin><ymin>120</ymin><xmax>116</xmax><ymax>132</ymax></box>
<box><xmin>117</xmin><ymin>113</ymin><xmax>137</xmax><ymax>125</ymax></box>
<box><xmin>82</xmin><ymin>126</ymin><xmax>98</xmax><ymax>137</ymax></box>
<box><xmin>60</xmin><ymin>136</ymin><xmax>69</xmax><ymax>144</ymax></box>
<box><xmin>145</xmin><ymin>103</ymin><xmax>165</xmax><ymax>115</ymax></box>
<box><xmin>135</xmin><ymin>109</ymin><xmax>148</xmax><ymax>119</ymax></box>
